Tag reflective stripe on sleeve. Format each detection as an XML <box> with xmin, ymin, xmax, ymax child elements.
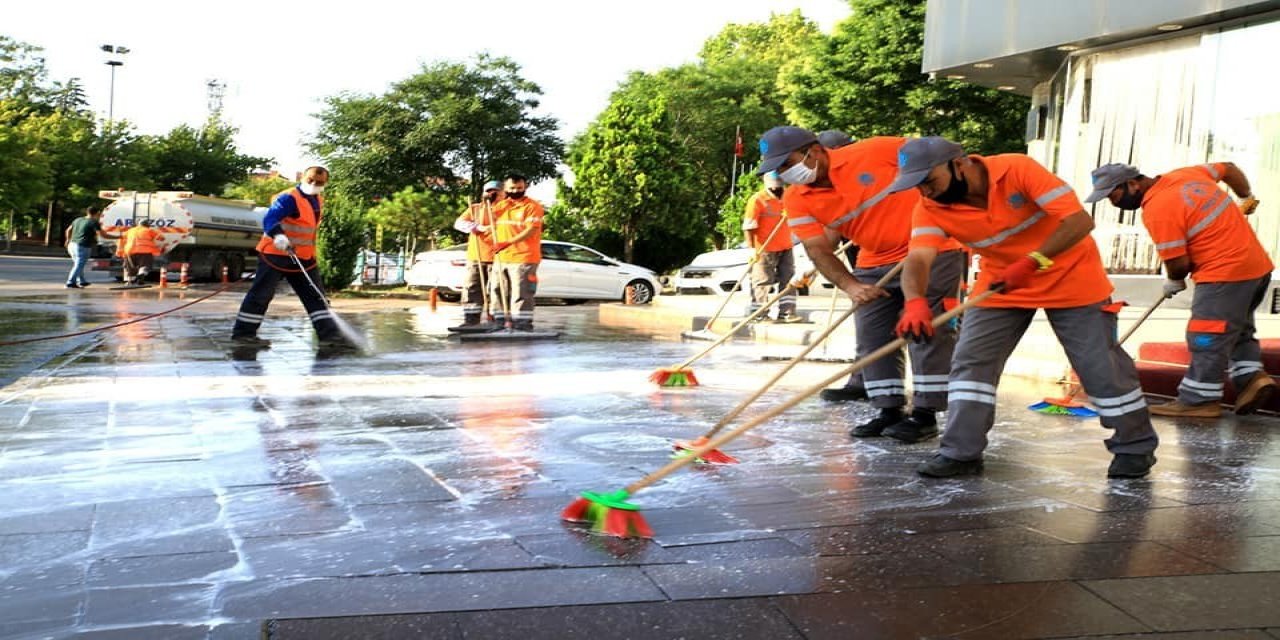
<box><xmin>1034</xmin><ymin>184</ymin><xmax>1073</xmax><ymax>207</ymax></box>
<box><xmin>1186</xmin><ymin>195</ymin><xmax>1232</xmax><ymax>239</ymax></box>
<box><xmin>1201</xmin><ymin>163</ymin><xmax>1221</xmax><ymax>179</ymax></box>
<box><xmin>1155</xmin><ymin>239</ymin><xmax>1187</xmax><ymax>250</ymax></box>
<box><xmin>787</xmin><ymin>216</ymin><xmax>819</xmax><ymax>227</ymax></box>
<box><xmin>912</xmin><ymin>226</ymin><xmax>947</xmax><ymax>238</ymax></box>
<box><xmin>966</xmin><ymin>211</ymin><xmax>1046</xmax><ymax>249</ymax></box>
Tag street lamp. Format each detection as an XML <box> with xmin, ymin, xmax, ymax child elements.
<box><xmin>100</xmin><ymin>44</ymin><xmax>130</xmax><ymax>122</ymax></box>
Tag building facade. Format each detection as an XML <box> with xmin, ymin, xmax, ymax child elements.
<box><xmin>923</xmin><ymin>0</ymin><xmax>1280</xmax><ymax>272</ymax></box>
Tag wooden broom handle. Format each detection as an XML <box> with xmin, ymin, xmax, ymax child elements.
<box><xmin>700</xmin><ymin>212</ymin><xmax>791</xmax><ymax>330</ymax></box>
<box><xmin>628</xmin><ymin>287</ymin><xmax>997</xmax><ymax>495</ymax></box>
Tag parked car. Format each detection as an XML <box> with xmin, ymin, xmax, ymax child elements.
<box><xmin>673</xmin><ymin>243</ymin><xmax>829</xmax><ymax>296</ymax></box>
<box><xmin>405</xmin><ymin>240</ymin><xmax>662</xmax><ymax>304</ymax></box>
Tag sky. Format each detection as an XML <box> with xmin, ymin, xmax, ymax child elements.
<box><xmin>4</xmin><ymin>0</ymin><xmax>850</xmax><ymax>200</ymax></box>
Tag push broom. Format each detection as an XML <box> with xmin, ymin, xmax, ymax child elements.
<box><xmin>1028</xmin><ymin>291</ymin><xmax>1167</xmax><ymax>416</ymax></box>
<box><xmin>570</xmin><ymin>286</ymin><xmax>998</xmax><ymax>538</ymax></box>
<box><xmin>650</xmin><ymin>239</ymin><xmax>855</xmax><ymax>387</ymax></box>
<box><xmin>683</xmin><ymin>214</ymin><xmax>790</xmax><ymax>341</ymax></box>
<box><xmin>673</xmin><ymin>263</ymin><xmax>904</xmax><ymax>464</ymax></box>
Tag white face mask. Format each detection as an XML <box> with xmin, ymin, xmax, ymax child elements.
<box><xmin>779</xmin><ymin>149</ymin><xmax>817</xmax><ymax>185</ymax></box>
<box><xmin>299</xmin><ymin>182</ymin><xmax>325</xmax><ymax>196</ymax></box>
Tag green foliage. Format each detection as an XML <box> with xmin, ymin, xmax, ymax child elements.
<box><xmin>222</xmin><ymin>175</ymin><xmax>295</xmax><ymax>207</ymax></box>
<box><xmin>145</xmin><ymin>119</ymin><xmax>271</xmax><ymax>195</ymax></box>
<box><xmin>0</xmin><ymin>36</ymin><xmax>51</xmax><ymax>106</ymax></box>
<box><xmin>310</xmin><ymin>54</ymin><xmax>563</xmax><ymax>204</ymax></box>
<box><xmin>0</xmin><ymin>100</ymin><xmax>51</xmax><ymax>214</ymax></box>
<box><xmin>315</xmin><ymin>190</ymin><xmax>368</xmax><ymax>291</ymax></box>
<box><xmin>715</xmin><ymin>173</ymin><xmax>764</xmax><ymax>248</ymax></box>
<box><xmin>364</xmin><ymin>186</ymin><xmax>465</xmax><ymax>255</ymax></box>
<box><xmin>780</xmin><ymin>0</ymin><xmax>1029</xmax><ymax>154</ymax></box>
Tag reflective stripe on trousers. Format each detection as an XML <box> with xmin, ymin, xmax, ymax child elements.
<box><xmin>751</xmin><ymin>250</ymin><xmax>796</xmax><ymax>315</ymax></box>
<box><xmin>232</xmin><ymin>257</ymin><xmax>339</xmax><ymax>341</ymax></box>
<box><xmin>1179</xmin><ymin>274</ymin><xmax>1271</xmax><ymax>404</ymax></box>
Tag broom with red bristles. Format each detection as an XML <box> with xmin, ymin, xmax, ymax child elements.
<box><xmin>650</xmin><ymin>239</ymin><xmax>856</xmax><ymax>387</ymax></box>
<box><xmin>1028</xmin><ymin>292</ymin><xmax>1166</xmax><ymax>416</ymax></box>
<box><xmin>569</xmin><ymin>287</ymin><xmax>998</xmax><ymax>538</ymax></box>
<box><xmin>672</xmin><ymin>263</ymin><xmax>904</xmax><ymax>464</ymax></box>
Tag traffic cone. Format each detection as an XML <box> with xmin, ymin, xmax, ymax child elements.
<box><xmin>429</xmin><ymin>287</ymin><xmax>439</xmax><ymax>312</ymax></box>
<box><xmin>158</xmin><ymin>266</ymin><xmax>168</xmax><ymax>289</ymax></box>
<box><xmin>179</xmin><ymin>263</ymin><xmax>190</xmax><ymax>288</ymax></box>
<box><xmin>624</xmin><ymin>285</ymin><xmax>635</xmax><ymax>305</ymax></box>
<box><xmin>221</xmin><ymin>264</ymin><xmax>229</xmax><ymax>284</ymax></box>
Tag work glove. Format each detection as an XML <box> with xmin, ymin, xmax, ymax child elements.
<box><xmin>895</xmin><ymin>297</ymin><xmax>934</xmax><ymax>343</ymax></box>
<box><xmin>994</xmin><ymin>255</ymin><xmax>1040</xmax><ymax>293</ymax></box>
<box><xmin>1240</xmin><ymin>195</ymin><xmax>1259</xmax><ymax>216</ymax></box>
<box><xmin>1162</xmin><ymin>278</ymin><xmax>1187</xmax><ymax>298</ymax></box>
<box><xmin>791</xmin><ymin>274</ymin><xmax>812</xmax><ymax>289</ymax></box>
<box><xmin>272</xmin><ymin>234</ymin><xmax>292</xmax><ymax>252</ymax></box>
<box><xmin>493</xmin><ymin>241</ymin><xmax>511</xmax><ymax>253</ymax></box>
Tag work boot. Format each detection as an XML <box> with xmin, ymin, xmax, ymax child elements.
<box><xmin>916</xmin><ymin>453</ymin><xmax>983</xmax><ymax>478</ymax></box>
<box><xmin>850</xmin><ymin>408</ymin><xmax>903</xmax><ymax>438</ymax></box>
<box><xmin>1108</xmin><ymin>453</ymin><xmax>1157</xmax><ymax>479</ymax></box>
<box><xmin>231</xmin><ymin>335</ymin><xmax>271</xmax><ymax>347</ymax></box>
<box><xmin>883</xmin><ymin>409</ymin><xmax>939</xmax><ymax>444</ymax></box>
<box><xmin>448</xmin><ymin>316</ymin><xmax>484</xmax><ymax>332</ymax></box>
<box><xmin>1234</xmin><ymin>371</ymin><xmax>1277</xmax><ymax>415</ymax></box>
<box><xmin>1148</xmin><ymin>400</ymin><xmax>1221</xmax><ymax>418</ymax></box>
<box><xmin>820</xmin><ymin>382</ymin><xmax>868</xmax><ymax>402</ymax></box>
<box><xmin>773</xmin><ymin>312</ymin><xmax>804</xmax><ymax>324</ymax></box>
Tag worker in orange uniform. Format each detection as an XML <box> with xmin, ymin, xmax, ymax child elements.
<box><xmin>757</xmin><ymin>126</ymin><xmax>965</xmax><ymax>443</ymax></box>
<box><xmin>118</xmin><ymin>219</ymin><xmax>164</xmax><ymax>285</ymax></box>
<box><xmin>889</xmin><ymin>136</ymin><xmax>1159</xmax><ymax>479</ymax></box>
<box><xmin>232</xmin><ymin>166</ymin><xmax>351</xmax><ymax>350</ymax></box>
<box><xmin>491</xmin><ymin>174</ymin><xmax>544</xmax><ymax>331</ymax></box>
<box><xmin>743</xmin><ymin>171</ymin><xmax>800</xmax><ymax>322</ymax></box>
<box><xmin>451</xmin><ymin>180</ymin><xmax>504</xmax><ymax>330</ymax></box>
<box><xmin>814</xmin><ymin>129</ymin><xmax>868</xmax><ymax>402</ymax></box>
<box><xmin>1084</xmin><ymin>161</ymin><xmax>1275</xmax><ymax>417</ymax></box>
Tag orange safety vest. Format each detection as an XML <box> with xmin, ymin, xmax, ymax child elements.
<box><xmin>256</xmin><ymin>188</ymin><xmax>320</xmax><ymax>260</ymax></box>
<box><xmin>121</xmin><ymin>226</ymin><xmax>163</xmax><ymax>256</ymax></box>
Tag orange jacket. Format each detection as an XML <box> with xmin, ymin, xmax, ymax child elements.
<box><xmin>256</xmin><ymin>189</ymin><xmax>319</xmax><ymax>260</ymax></box>
<box><xmin>744</xmin><ymin>190</ymin><xmax>792</xmax><ymax>252</ymax></box>
<box><xmin>119</xmin><ymin>225</ymin><xmax>163</xmax><ymax>256</ymax></box>
<box><xmin>492</xmin><ymin>197</ymin><xmax>544</xmax><ymax>264</ymax></box>
<box><xmin>910</xmin><ymin>154</ymin><xmax>1111</xmax><ymax>308</ymax></box>
<box><xmin>455</xmin><ymin>200</ymin><xmax>500</xmax><ymax>262</ymax></box>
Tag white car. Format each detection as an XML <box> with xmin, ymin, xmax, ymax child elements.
<box><xmin>674</xmin><ymin>243</ymin><xmax>830</xmax><ymax>296</ymax></box>
<box><xmin>405</xmin><ymin>240</ymin><xmax>662</xmax><ymax>304</ymax></box>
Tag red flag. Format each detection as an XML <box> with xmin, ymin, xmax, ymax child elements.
<box><xmin>733</xmin><ymin>128</ymin><xmax>743</xmax><ymax>157</ymax></box>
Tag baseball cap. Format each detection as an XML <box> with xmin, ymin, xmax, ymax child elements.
<box><xmin>756</xmin><ymin>126</ymin><xmax>818</xmax><ymax>175</ymax></box>
<box><xmin>482</xmin><ymin>180</ymin><xmax>501</xmax><ymax>191</ymax></box>
<box><xmin>1083</xmin><ymin>163</ymin><xmax>1140</xmax><ymax>203</ymax></box>
<box><xmin>887</xmin><ymin>136</ymin><xmax>966</xmax><ymax>193</ymax></box>
<box><xmin>817</xmin><ymin>129</ymin><xmax>853</xmax><ymax>149</ymax></box>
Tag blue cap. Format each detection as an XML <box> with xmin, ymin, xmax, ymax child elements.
<box><xmin>482</xmin><ymin>180</ymin><xmax>501</xmax><ymax>191</ymax></box>
<box><xmin>1083</xmin><ymin>163</ymin><xmax>1140</xmax><ymax>203</ymax></box>
<box><xmin>817</xmin><ymin>130</ymin><xmax>853</xmax><ymax>149</ymax></box>
<box><xmin>887</xmin><ymin>136</ymin><xmax>966</xmax><ymax>193</ymax></box>
<box><xmin>756</xmin><ymin>126</ymin><xmax>818</xmax><ymax>175</ymax></box>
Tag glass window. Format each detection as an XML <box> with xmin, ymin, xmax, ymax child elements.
<box><xmin>562</xmin><ymin>246</ymin><xmax>607</xmax><ymax>264</ymax></box>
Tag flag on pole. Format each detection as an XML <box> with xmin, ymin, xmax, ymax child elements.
<box><xmin>733</xmin><ymin>126</ymin><xmax>743</xmax><ymax>157</ymax></box>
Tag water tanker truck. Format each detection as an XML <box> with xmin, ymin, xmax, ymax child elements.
<box><xmin>94</xmin><ymin>190</ymin><xmax>266</xmax><ymax>282</ymax></box>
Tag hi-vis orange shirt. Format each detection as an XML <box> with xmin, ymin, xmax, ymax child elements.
<box><xmin>493</xmin><ymin>197</ymin><xmax>544</xmax><ymax>264</ymax></box>
<box><xmin>118</xmin><ymin>225</ymin><xmax>163</xmax><ymax>257</ymax></box>
<box><xmin>909</xmin><ymin>154</ymin><xmax>1111</xmax><ymax>309</ymax></box>
<box><xmin>783</xmin><ymin>137</ymin><xmax>959</xmax><ymax>268</ymax></box>
<box><xmin>458</xmin><ymin>201</ymin><xmax>499</xmax><ymax>262</ymax></box>
<box><xmin>744</xmin><ymin>189</ymin><xmax>792</xmax><ymax>252</ymax></box>
<box><xmin>1140</xmin><ymin>163</ymin><xmax>1272</xmax><ymax>284</ymax></box>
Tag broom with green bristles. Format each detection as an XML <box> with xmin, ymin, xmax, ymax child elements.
<box><xmin>1028</xmin><ymin>292</ymin><xmax>1166</xmax><ymax>417</ymax></box>
<box><xmin>650</xmin><ymin>239</ymin><xmax>856</xmax><ymax>387</ymax></box>
<box><xmin>571</xmin><ymin>286</ymin><xmax>997</xmax><ymax>538</ymax></box>
<box><xmin>672</xmin><ymin>263</ymin><xmax>904</xmax><ymax>464</ymax></box>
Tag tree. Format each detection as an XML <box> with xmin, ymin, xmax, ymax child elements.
<box><xmin>0</xmin><ymin>36</ymin><xmax>52</xmax><ymax>106</ymax></box>
<box><xmin>364</xmin><ymin>186</ymin><xmax>465</xmax><ymax>255</ymax></box>
<box><xmin>0</xmin><ymin>101</ymin><xmax>52</xmax><ymax>237</ymax></box>
<box><xmin>223</xmin><ymin>174</ymin><xmax>295</xmax><ymax>207</ymax></box>
<box><xmin>780</xmin><ymin>0</ymin><xmax>1029</xmax><ymax>154</ymax></box>
<box><xmin>146</xmin><ymin>119</ymin><xmax>271</xmax><ymax>195</ymax></box>
<box><xmin>315</xmin><ymin>191</ymin><xmax>367</xmax><ymax>292</ymax></box>
<box><xmin>561</xmin><ymin>94</ymin><xmax>701</xmax><ymax>268</ymax></box>
<box><xmin>310</xmin><ymin>54</ymin><xmax>563</xmax><ymax>204</ymax></box>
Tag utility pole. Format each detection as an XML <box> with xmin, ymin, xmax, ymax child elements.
<box><xmin>100</xmin><ymin>44</ymin><xmax>130</xmax><ymax>122</ymax></box>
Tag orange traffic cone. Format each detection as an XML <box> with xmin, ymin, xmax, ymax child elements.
<box><xmin>221</xmin><ymin>264</ymin><xmax>229</xmax><ymax>284</ymax></box>
<box><xmin>429</xmin><ymin>287</ymin><xmax>439</xmax><ymax>312</ymax></box>
<box><xmin>179</xmin><ymin>263</ymin><xmax>190</xmax><ymax>288</ymax></box>
<box><xmin>158</xmin><ymin>266</ymin><xmax>168</xmax><ymax>289</ymax></box>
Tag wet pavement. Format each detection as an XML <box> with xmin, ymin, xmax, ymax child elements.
<box><xmin>1</xmin><ymin>285</ymin><xmax>1280</xmax><ymax>639</ymax></box>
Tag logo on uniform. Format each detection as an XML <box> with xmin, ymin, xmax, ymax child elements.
<box><xmin>1008</xmin><ymin>193</ymin><xmax>1027</xmax><ymax>209</ymax></box>
<box><xmin>760</xmin><ymin>139</ymin><xmax>770</xmax><ymax>154</ymax></box>
<box><xmin>859</xmin><ymin>172</ymin><xmax>874</xmax><ymax>186</ymax></box>
<box><xmin>1194</xmin><ymin>334</ymin><xmax>1214</xmax><ymax>348</ymax></box>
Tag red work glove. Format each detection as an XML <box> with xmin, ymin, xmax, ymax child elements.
<box><xmin>995</xmin><ymin>255</ymin><xmax>1039</xmax><ymax>293</ymax></box>
<box><xmin>895</xmin><ymin>297</ymin><xmax>934</xmax><ymax>343</ymax></box>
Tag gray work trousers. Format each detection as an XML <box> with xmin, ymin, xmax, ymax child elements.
<box><xmin>940</xmin><ymin>300</ymin><xmax>1158</xmax><ymax>461</ymax></box>
<box><xmin>750</xmin><ymin>250</ymin><xmax>796</xmax><ymax>317</ymax></box>
<box><xmin>461</xmin><ymin>260</ymin><xmax>493</xmax><ymax>323</ymax></box>
<box><xmin>1178</xmin><ymin>274</ymin><xmax>1272</xmax><ymax>404</ymax></box>
<box><xmin>493</xmin><ymin>262</ymin><xmax>538</xmax><ymax>329</ymax></box>
<box><xmin>854</xmin><ymin>250</ymin><xmax>965</xmax><ymax>411</ymax></box>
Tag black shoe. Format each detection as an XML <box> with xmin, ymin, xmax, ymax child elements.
<box><xmin>1108</xmin><ymin>453</ymin><xmax>1156</xmax><ymax>479</ymax></box>
<box><xmin>231</xmin><ymin>335</ymin><xmax>272</xmax><ymax>347</ymax></box>
<box><xmin>850</xmin><ymin>409</ymin><xmax>903</xmax><ymax>438</ymax></box>
<box><xmin>917</xmin><ymin>453</ymin><xmax>983</xmax><ymax>477</ymax></box>
<box><xmin>883</xmin><ymin>412</ymin><xmax>939</xmax><ymax>444</ymax></box>
<box><xmin>78</xmin><ymin>282</ymin><xmax>91</xmax><ymax>287</ymax></box>
<box><xmin>821</xmin><ymin>384</ymin><xmax>869</xmax><ymax>402</ymax></box>
<box><xmin>65</xmin><ymin>283</ymin><xmax>82</xmax><ymax>289</ymax></box>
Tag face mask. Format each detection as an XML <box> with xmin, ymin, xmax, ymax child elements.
<box><xmin>928</xmin><ymin>163</ymin><xmax>968</xmax><ymax>205</ymax></box>
<box><xmin>1115</xmin><ymin>184</ymin><xmax>1143</xmax><ymax>210</ymax></box>
<box><xmin>299</xmin><ymin>182</ymin><xmax>324</xmax><ymax>196</ymax></box>
<box><xmin>505</xmin><ymin>190</ymin><xmax>525</xmax><ymax>200</ymax></box>
<box><xmin>779</xmin><ymin>149</ymin><xmax>817</xmax><ymax>185</ymax></box>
